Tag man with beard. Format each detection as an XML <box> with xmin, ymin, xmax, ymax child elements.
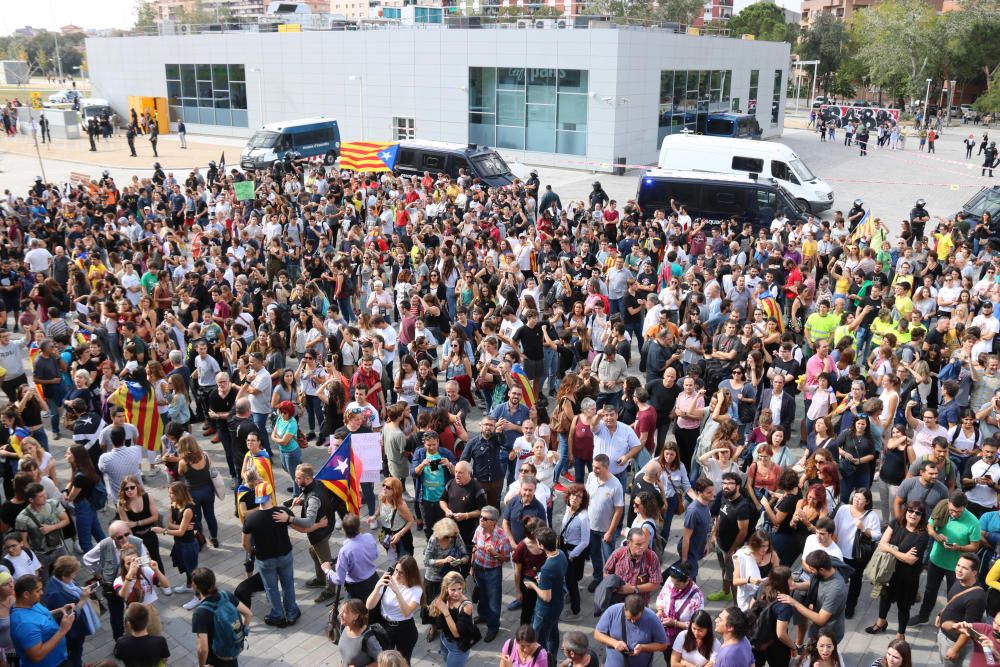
<box><xmin>707</xmin><ymin>472</ymin><xmax>751</xmax><ymax>604</ymax></box>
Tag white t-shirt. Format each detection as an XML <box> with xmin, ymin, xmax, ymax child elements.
<box><xmin>379</xmin><ymin>584</ymin><xmax>422</xmax><ymax>622</ymax></box>
<box><xmin>3</xmin><ymin>548</ymin><xmax>42</xmax><ymax>579</ymax></box>
<box><xmin>24</xmin><ymin>248</ymin><xmax>53</xmax><ymax>273</ymax></box>
<box><xmin>504</xmin><ymin>479</ymin><xmax>551</xmax><ymax>508</ymax></box>
<box><xmin>113</xmin><ymin>564</ymin><xmax>161</xmax><ymax>605</ymax></box>
<box><xmin>671</xmin><ymin>631</ymin><xmax>720</xmax><ymax>667</ymax></box>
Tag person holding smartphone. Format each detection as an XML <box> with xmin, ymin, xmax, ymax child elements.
<box><xmin>956</xmin><ymin>614</ymin><xmax>1000</xmax><ymax>666</ymax></box>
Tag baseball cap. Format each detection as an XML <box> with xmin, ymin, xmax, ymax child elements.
<box><xmin>254</xmin><ymin>481</ymin><xmax>274</xmax><ymax>504</ymax></box>
<box><xmin>0</xmin><ymin>571</ymin><xmax>10</xmax><ymax>586</ymax></box>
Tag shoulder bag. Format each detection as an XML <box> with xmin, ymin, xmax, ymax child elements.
<box><xmin>852</xmin><ymin>510</ymin><xmax>876</xmax><ymax>564</ymax></box>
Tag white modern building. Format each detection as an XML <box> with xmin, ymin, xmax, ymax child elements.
<box><xmin>85</xmin><ymin>25</ymin><xmax>790</xmax><ymax>170</ymax></box>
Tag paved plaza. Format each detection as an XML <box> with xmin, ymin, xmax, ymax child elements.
<box><xmin>1</xmin><ymin>120</ymin><xmax>997</xmax><ymax>665</ymax></box>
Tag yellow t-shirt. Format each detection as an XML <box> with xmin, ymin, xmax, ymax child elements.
<box><xmin>935</xmin><ymin>232</ymin><xmax>954</xmax><ymax>261</ymax></box>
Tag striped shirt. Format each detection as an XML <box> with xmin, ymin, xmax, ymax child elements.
<box><xmin>471</xmin><ymin>526</ymin><xmax>512</xmax><ymax>569</ymax></box>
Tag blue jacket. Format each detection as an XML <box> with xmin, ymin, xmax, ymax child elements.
<box><xmin>42</xmin><ymin>582</ymin><xmax>89</xmax><ymax>640</ymax></box>
<box><xmin>410</xmin><ymin>446</ymin><xmax>456</xmax><ymax>503</ymax></box>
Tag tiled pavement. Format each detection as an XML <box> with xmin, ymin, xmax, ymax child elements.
<box><xmin>63</xmin><ymin>410</ymin><xmax>959</xmax><ymax>667</ymax></box>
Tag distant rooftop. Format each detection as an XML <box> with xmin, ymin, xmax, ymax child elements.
<box><xmin>100</xmin><ymin>16</ymin><xmax>739</xmax><ymax>38</ymax></box>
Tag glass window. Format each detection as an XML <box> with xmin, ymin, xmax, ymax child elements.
<box><xmin>557</xmin><ymin>131</ymin><xmax>586</xmax><ymax>155</ymax></box>
<box><xmin>231</xmin><ymin>109</ymin><xmax>248</xmax><ymax>127</ymax></box>
<box><xmin>196</xmin><ymin>64</ymin><xmax>211</xmax><ymax>81</ymax></box>
<box><xmin>212</xmin><ymin>65</ymin><xmax>228</xmax><ymax>90</ymax></box>
<box><xmin>527</xmin><ymin>69</ymin><xmax>556</xmax><ymax>105</ymax></box>
<box><xmin>214</xmin><ymin>89</ymin><xmax>230</xmax><ymax>109</ymax></box>
<box><xmin>496</xmin><ymin>126</ymin><xmax>525</xmax><ymax>150</ymax></box>
<box><xmin>496</xmin><ymin>90</ymin><xmax>526</xmax><ymax>127</ymax></box>
<box><xmin>558</xmin><ymin>69</ymin><xmax>588</xmax><ymax>94</ymax></box>
<box><xmin>197</xmin><ymin>81</ymin><xmax>213</xmax><ymax>102</ymax></box>
<box><xmin>230</xmin><ymin>82</ymin><xmax>247</xmax><ymax>110</ymax></box>
<box><xmin>394</xmin><ymin>117</ymin><xmax>415</xmax><ymax>140</ymax></box>
<box><xmin>469</xmin><ymin>67</ymin><xmax>496</xmax><ymax>114</ymax></box>
<box><xmin>166</xmin><ymin>81</ymin><xmax>181</xmax><ymax>101</ymax></box>
<box><xmin>722</xmin><ymin>71</ymin><xmax>731</xmax><ymax>103</ymax></box>
<box><xmin>660</xmin><ymin>71</ymin><xmax>674</xmax><ymax>109</ymax></box>
<box><xmin>497</xmin><ymin>68</ymin><xmax>525</xmax><ymax>91</ymax></box>
<box><xmin>732</xmin><ymin>156</ymin><xmax>764</xmax><ymax>172</ymax></box>
<box><xmin>749</xmin><ymin>69</ymin><xmax>759</xmax><ymax>114</ymax></box>
<box><xmin>771</xmin><ymin>69</ymin><xmax>782</xmax><ymax>126</ymax></box>
<box><xmin>180</xmin><ymin>65</ymin><xmax>196</xmax><ymax>97</ymax></box>
<box><xmin>526</xmin><ymin>104</ymin><xmax>556</xmax><ymax>153</ymax></box>
<box><xmin>165</xmin><ymin>64</ymin><xmax>179</xmax><ymax>80</ymax></box>
<box><xmin>229</xmin><ymin>64</ymin><xmax>245</xmax><ymax>82</ymax></box>
<box><xmin>558</xmin><ymin>94</ymin><xmax>587</xmax><ymax>132</ymax></box>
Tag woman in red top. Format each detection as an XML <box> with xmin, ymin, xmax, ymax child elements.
<box><xmin>568</xmin><ymin>398</ymin><xmax>596</xmax><ymax>484</ymax></box>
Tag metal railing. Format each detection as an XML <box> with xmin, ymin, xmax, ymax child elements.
<box><xmin>110</xmin><ymin>16</ymin><xmax>732</xmax><ymax>37</ymax></box>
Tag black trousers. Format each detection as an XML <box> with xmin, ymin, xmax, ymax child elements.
<box><xmin>918</xmin><ymin>562</ymin><xmax>957</xmax><ymax>618</ymax></box>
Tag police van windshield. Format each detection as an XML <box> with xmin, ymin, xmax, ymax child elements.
<box><xmin>790</xmin><ymin>158</ymin><xmax>816</xmax><ymax>182</ymax></box>
<box><xmin>965</xmin><ymin>188</ymin><xmax>1000</xmax><ymax>218</ymax></box>
<box><xmin>471</xmin><ymin>153</ymin><xmax>510</xmax><ymax>178</ymax></box>
<box><xmin>248</xmin><ymin>131</ymin><xmax>280</xmax><ymax>148</ymax></box>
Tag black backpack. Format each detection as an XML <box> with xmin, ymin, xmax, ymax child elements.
<box><xmin>748</xmin><ymin>600</ymin><xmax>778</xmax><ymax>648</ymax></box>
<box><xmin>362</xmin><ymin>623</ymin><xmax>394</xmax><ymax>657</ymax></box>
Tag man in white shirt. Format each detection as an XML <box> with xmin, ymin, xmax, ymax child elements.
<box><xmin>121</xmin><ymin>264</ymin><xmax>143</xmax><ymax>307</ymax></box>
<box><xmin>24</xmin><ymin>240</ymin><xmax>53</xmax><ymax>275</ymax></box>
<box><xmin>240</xmin><ymin>352</ymin><xmax>273</xmax><ymax>455</ymax></box>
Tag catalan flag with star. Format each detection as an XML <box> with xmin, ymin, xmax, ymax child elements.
<box><xmin>108</xmin><ymin>381</ymin><xmax>163</xmax><ymax>452</ymax></box>
<box><xmin>339</xmin><ymin>142</ymin><xmax>399</xmax><ymax>173</ymax></box>
<box><xmin>315</xmin><ymin>435</ymin><xmax>363</xmax><ymax>515</ymax></box>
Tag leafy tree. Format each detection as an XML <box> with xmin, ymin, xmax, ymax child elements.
<box><xmin>134</xmin><ymin>1</ymin><xmax>159</xmax><ymax>30</ymax></box>
<box><xmin>975</xmin><ymin>70</ymin><xmax>1000</xmax><ymax>112</ymax></box>
<box><xmin>849</xmin><ymin>0</ymin><xmax>941</xmax><ymax>99</ymax></box>
<box><xmin>532</xmin><ymin>5</ymin><xmax>565</xmax><ymax>16</ymax></box>
<box><xmin>939</xmin><ymin>2</ymin><xmax>1000</xmax><ymax>92</ymax></box>
<box><xmin>797</xmin><ymin>14</ymin><xmax>849</xmax><ymax>95</ymax></box>
<box><xmin>727</xmin><ymin>2</ymin><xmax>797</xmax><ymax>42</ymax></box>
<box><xmin>658</xmin><ymin>0</ymin><xmax>707</xmax><ymax>25</ymax></box>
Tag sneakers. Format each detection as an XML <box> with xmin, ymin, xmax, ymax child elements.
<box><xmin>564</xmin><ymin>472</ymin><xmax>575</xmax><ymax>483</ymax></box>
<box><xmin>910</xmin><ymin>614</ymin><xmax>930</xmax><ymax>627</ymax></box>
<box><xmin>507</xmin><ymin>599</ymin><xmax>522</xmax><ymax>611</ymax></box>
<box><xmin>173</xmin><ymin>585</ymin><xmax>193</xmax><ymax>594</ymax></box>
<box><xmin>265</xmin><ymin>616</ymin><xmax>288</xmax><ymax>628</ymax></box>
<box><xmin>305</xmin><ymin>577</ymin><xmax>326</xmax><ymax>589</ymax></box>
<box><xmin>182</xmin><ymin>596</ymin><xmax>201</xmax><ymax>610</ymax></box>
<box><xmin>210</xmin><ymin>538</ymin><xmax>220</xmax><ymax>548</ymax></box>
<box><xmin>315</xmin><ymin>589</ymin><xmax>337</xmax><ymax>604</ymax></box>
<box><xmin>159</xmin><ymin>586</ymin><xmax>173</xmax><ymax>597</ymax></box>
<box><xmin>707</xmin><ymin>590</ymin><xmax>733</xmax><ymax>602</ymax></box>
<box><xmin>484</xmin><ymin>629</ymin><xmax>498</xmax><ymax>642</ymax></box>
<box><xmin>587</xmin><ymin>580</ymin><xmax>600</xmax><ymax>593</ymax></box>
<box><xmin>554</xmin><ymin>483</ymin><xmax>568</xmax><ymax>493</ymax></box>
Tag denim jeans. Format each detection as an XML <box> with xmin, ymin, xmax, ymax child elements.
<box><xmin>661</xmin><ymin>494</ymin><xmax>680</xmax><ymax>545</ymax></box>
<box><xmin>361</xmin><ymin>481</ymin><xmax>376</xmax><ymax>515</ymax></box>
<box><xmin>304</xmin><ymin>395</ymin><xmax>325</xmax><ymax>434</ymax></box>
<box><xmin>543</xmin><ymin>348</ymin><xmax>560</xmax><ymax>396</ymax></box>
<box><xmin>257</xmin><ymin>550</ymin><xmax>300</xmax><ymax>622</ymax></box>
<box><xmin>189</xmin><ymin>484</ymin><xmax>218</xmax><ymax>540</ymax></box>
<box><xmin>279</xmin><ymin>447</ymin><xmax>303</xmax><ymax>496</ymax></box>
<box><xmin>533</xmin><ymin>612</ymin><xmax>560</xmax><ymax>667</ymax></box>
<box><xmin>440</xmin><ymin>635</ymin><xmax>471</xmax><ymax>667</ymax></box>
<box><xmin>252</xmin><ymin>412</ymin><xmax>272</xmax><ymax>456</ymax></box>
<box><xmin>609</xmin><ymin>297</ymin><xmax>625</xmax><ymax>321</ymax></box>
<box><xmin>44</xmin><ymin>397</ymin><xmax>61</xmax><ymax>442</ymax></box>
<box><xmin>589</xmin><ymin>529</ymin><xmax>614</xmax><ymax>582</ymax></box>
<box><xmin>840</xmin><ymin>470</ymin><xmax>871</xmax><ymax>504</ymax></box>
<box><xmin>473</xmin><ymin>565</ymin><xmax>503</xmax><ymax>634</ymax></box>
<box><xmin>574</xmin><ymin>458</ymin><xmax>592</xmax><ymax>487</ymax></box>
<box><xmin>73</xmin><ymin>497</ymin><xmax>106</xmax><ymax>552</ymax></box>
<box><xmin>337</xmin><ymin>297</ymin><xmax>355</xmax><ymax>323</ymax></box>
<box><xmin>31</xmin><ymin>426</ymin><xmax>49</xmax><ymax>452</ymax></box>
<box><xmin>553</xmin><ymin>433</ymin><xmax>570</xmax><ymax>485</ymax></box>
<box><xmin>596</xmin><ymin>391</ymin><xmax>622</xmax><ymax>410</ymax></box>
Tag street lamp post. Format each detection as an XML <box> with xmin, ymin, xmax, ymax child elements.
<box><xmin>923</xmin><ymin>78</ymin><xmax>932</xmax><ymax>128</ymax></box>
<box><xmin>249</xmin><ymin>68</ymin><xmax>264</xmax><ymax>126</ymax></box>
<box><xmin>945</xmin><ymin>79</ymin><xmax>956</xmax><ymax>128</ymax></box>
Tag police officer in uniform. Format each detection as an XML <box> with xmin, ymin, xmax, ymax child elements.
<box><xmin>847</xmin><ymin>198</ymin><xmax>866</xmax><ymax>230</ymax></box>
<box><xmin>910</xmin><ymin>199</ymin><xmax>930</xmax><ymax>243</ymax></box>
<box><xmin>38</xmin><ymin>113</ymin><xmax>50</xmax><ymax>144</ymax></box>
<box><xmin>126</xmin><ymin>124</ymin><xmax>137</xmax><ymax>157</ymax></box>
<box><xmin>589</xmin><ymin>180</ymin><xmax>609</xmax><ymax>209</ymax></box>
<box><xmin>206</xmin><ymin>160</ymin><xmax>219</xmax><ymax>185</ymax></box>
<box><xmin>86</xmin><ymin>117</ymin><xmax>97</xmax><ymax>151</ymax></box>
<box><xmin>149</xmin><ymin>122</ymin><xmax>159</xmax><ymax>158</ymax></box>
<box><xmin>984</xmin><ymin>142</ymin><xmax>999</xmax><ymax>178</ymax></box>
<box><xmin>152</xmin><ymin>162</ymin><xmax>165</xmax><ymax>186</ymax></box>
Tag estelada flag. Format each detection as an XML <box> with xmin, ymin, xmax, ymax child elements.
<box><xmin>241</xmin><ymin>450</ymin><xmax>276</xmax><ymax>505</ymax></box>
<box><xmin>510</xmin><ymin>362</ymin><xmax>535</xmax><ymax>409</ymax></box>
<box><xmin>339</xmin><ymin>142</ymin><xmax>399</xmax><ymax>173</ymax></box>
<box><xmin>758</xmin><ymin>295</ymin><xmax>784</xmax><ymax>334</ymax></box>
<box><xmin>108</xmin><ymin>381</ymin><xmax>163</xmax><ymax>452</ymax></box>
<box><xmin>316</xmin><ymin>435</ymin><xmax>363</xmax><ymax>515</ymax></box>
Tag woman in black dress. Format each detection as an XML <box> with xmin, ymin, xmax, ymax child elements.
<box><xmin>866</xmin><ymin>501</ymin><xmax>929</xmax><ymax>640</ymax></box>
<box><xmin>117</xmin><ymin>474</ymin><xmax>167</xmax><ymax>577</ymax></box>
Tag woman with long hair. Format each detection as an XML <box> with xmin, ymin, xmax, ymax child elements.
<box><xmin>870</xmin><ymin>638</ymin><xmax>913</xmax><ymax>667</ymax></box>
<box><xmin>551</xmin><ymin>373</ymin><xmax>581</xmax><ymax>490</ymax></box>
<box><xmin>799</xmin><ymin>627</ymin><xmax>844</xmax><ymax>667</ymax></box>
<box><xmin>112</xmin><ymin>544</ymin><xmax>171</xmax><ymax>635</ymax></box>
<box><xmin>337</xmin><ymin>598</ymin><xmax>383</xmax><ymax>666</ymax></box>
<box><xmin>630</xmin><ymin>490</ymin><xmax>662</xmax><ymax>546</ymax></box>
<box><xmin>868</xmin><ymin>501</ymin><xmax>929</xmax><ymax>640</ymax></box>
<box><xmin>745</xmin><ymin>445</ymin><xmax>780</xmax><ymax>519</ymax></box>
<box><xmin>165</xmin><ymin>373</ymin><xmax>191</xmax><ymax>430</ymax></box>
<box><xmin>500</xmin><ymin>624</ymin><xmax>549</xmax><ymax>667</ymax></box>
<box><xmin>371</xmin><ymin>476</ymin><xmax>415</xmax><ymax>563</ymax></box>
<box><xmin>116</xmin><ymin>474</ymin><xmax>167</xmax><ymax>585</ymax></box>
<box><xmin>834</xmin><ymin>488</ymin><xmax>882</xmax><ymax>619</ymax></box>
<box><xmin>428</xmin><ymin>571</ymin><xmax>475</xmax><ymax>667</ymax></box>
<box><xmin>877</xmin><ymin>424</ymin><xmax>914</xmax><ymax>527</ymax></box>
<box><xmin>365</xmin><ymin>555</ymin><xmax>423</xmax><ymax>661</ymax></box>
<box><xmin>791</xmin><ymin>482</ymin><xmax>830</xmax><ymax>553</ymax></box>
<box><xmin>63</xmin><ymin>445</ymin><xmax>105</xmax><ymax>552</ymax></box>
<box><xmin>655</xmin><ymin>562</ymin><xmax>704</xmax><ymax>655</ymax></box>
<box><xmin>750</xmin><ymin>565</ymin><xmax>797</xmax><ymax>667</ymax></box>
<box><xmin>834</xmin><ymin>414</ymin><xmax>877</xmax><ymax>503</ymax></box>
<box><xmin>659</xmin><ymin>441</ymin><xmax>696</xmax><ymax>544</ymax></box>
<box><xmin>152</xmin><ymin>482</ymin><xmax>200</xmax><ymax>609</ymax></box>
<box><xmin>558</xmin><ymin>484</ymin><xmax>590</xmax><ymax>620</ymax></box>
<box><xmin>423</xmin><ymin>518</ymin><xmax>468</xmax><ymax>639</ymax></box>
<box><xmin>670</xmin><ymin>609</ymin><xmax>718</xmax><ymax>667</ymax></box>
<box><xmin>731</xmin><ymin>530</ymin><xmax>778</xmax><ymax>612</ymax></box>
<box><xmin>760</xmin><ymin>469</ymin><xmax>803</xmax><ymax>567</ymax></box>
<box><xmin>176</xmin><ymin>434</ymin><xmax>219</xmax><ymax>548</ymax></box>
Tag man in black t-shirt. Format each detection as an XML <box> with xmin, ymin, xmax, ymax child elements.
<box><xmin>646</xmin><ymin>366</ymin><xmax>681</xmax><ymax>453</ymax></box>
<box><xmin>192</xmin><ymin>568</ymin><xmax>251</xmax><ymax>667</ymax></box>
<box><xmin>712</xmin><ymin>472</ymin><xmax>751</xmax><ymax>603</ymax></box>
<box><xmin>935</xmin><ymin>553</ymin><xmax>987</xmax><ymax>666</ymax></box>
<box><xmin>623</xmin><ymin>280</ymin><xmax>644</xmax><ymax>349</ymax></box>
<box><xmin>442</xmin><ymin>461</ymin><xmax>487</xmax><ymax>549</ymax></box>
<box><xmin>241</xmin><ymin>481</ymin><xmax>300</xmax><ymax>627</ymax></box>
<box><xmin>115</xmin><ymin>601</ymin><xmax>171</xmax><ymax>667</ymax></box>
<box><xmin>511</xmin><ymin>309</ymin><xmax>546</xmax><ymax>399</ymax></box>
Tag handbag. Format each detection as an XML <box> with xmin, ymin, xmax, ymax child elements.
<box><xmin>851</xmin><ymin>510</ymin><xmax>876</xmax><ymax>564</ymax></box>
<box><xmin>378</xmin><ymin>508</ymin><xmax>398</xmax><ymax>550</ymax></box>
<box><xmin>455</xmin><ymin>601</ymin><xmax>482</xmax><ymax>651</ymax></box>
<box><xmin>209</xmin><ymin>466</ymin><xmax>226</xmax><ymax>500</ymax></box>
<box><xmin>839</xmin><ymin>439</ymin><xmax>858</xmax><ymax>479</ymax></box>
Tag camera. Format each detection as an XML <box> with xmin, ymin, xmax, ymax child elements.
<box><xmin>137</xmin><ymin>555</ymin><xmax>150</xmax><ymax>567</ymax></box>
<box><xmin>430</xmin><ymin>460</ymin><xmax>441</xmax><ymax>471</ymax></box>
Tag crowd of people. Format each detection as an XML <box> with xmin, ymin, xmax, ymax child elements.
<box><xmin>0</xmin><ymin>148</ymin><xmax>998</xmax><ymax>667</ymax></box>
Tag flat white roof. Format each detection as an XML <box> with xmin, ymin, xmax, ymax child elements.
<box><xmin>400</xmin><ymin>139</ymin><xmax>474</xmax><ymax>152</ymax></box>
<box><xmin>260</xmin><ymin>116</ymin><xmax>336</xmax><ymax>131</ymax></box>
<box><xmin>660</xmin><ymin>134</ymin><xmax>797</xmax><ymax>158</ymax></box>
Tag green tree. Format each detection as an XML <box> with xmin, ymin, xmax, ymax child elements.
<box><xmin>657</xmin><ymin>0</ymin><xmax>706</xmax><ymax>24</ymax></box>
<box><xmin>726</xmin><ymin>2</ymin><xmax>797</xmax><ymax>42</ymax></box>
<box><xmin>938</xmin><ymin>2</ymin><xmax>1000</xmax><ymax>92</ymax></box>
<box><xmin>176</xmin><ymin>0</ymin><xmax>214</xmax><ymax>24</ymax></box>
<box><xmin>797</xmin><ymin>14</ymin><xmax>849</xmax><ymax>95</ymax></box>
<box><xmin>975</xmin><ymin>70</ymin><xmax>1000</xmax><ymax>112</ymax></box>
<box><xmin>849</xmin><ymin>0</ymin><xmax>941</xmax><ymax>100</ymax></box>
<box><xmin>532</xmin><ymin>5</ymin><xmax>565</xmax><ymax>16</ymax></box>
<box><xmin>133</xmin><ymin>1</ymin><xmax>159</xmax><ymax>30</ymax></box>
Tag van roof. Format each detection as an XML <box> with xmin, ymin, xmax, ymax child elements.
<box><xmin>659</xmin><ymin>134</ymin><xmax>797</xmax><ymax>159</ymax></box>
<box><xmin>643</xmin><ymin>168</ymin><xmax>780</xmax><ymax>186</ymax></box>
<box><xmin>80</xmin><ymin>98</ymin><xmax>110</xmax><ymax>107</ymax></box>
<box><xmin>260</xmin><ymin>116</ymin><xmax>337</xmax><ymax>132</ymax></box>
<box><xmin>399</xmin><ymin>139</ymin><xmax>493</xmax><ymax>155</ymax></box>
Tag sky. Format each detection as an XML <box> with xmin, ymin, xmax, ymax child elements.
<box><xmin>0</xmin><ymin>0</ymin><xmax>137</xmax><ymax>36</ymax></box>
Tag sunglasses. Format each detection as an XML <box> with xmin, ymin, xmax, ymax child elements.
<box><xmin>906</xmin><ymin>508</ymin><xmax>925</xmax><ymax>516</ymax></box>
<box><xmin>124</xmin><ymin>486</ymin><xmax>137</xmax><ymax>491</ymax></box>
<box><xmin>114</xmin><ymin>532</ymin><xmax>132</xmax><ymax>541</ymax></box>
